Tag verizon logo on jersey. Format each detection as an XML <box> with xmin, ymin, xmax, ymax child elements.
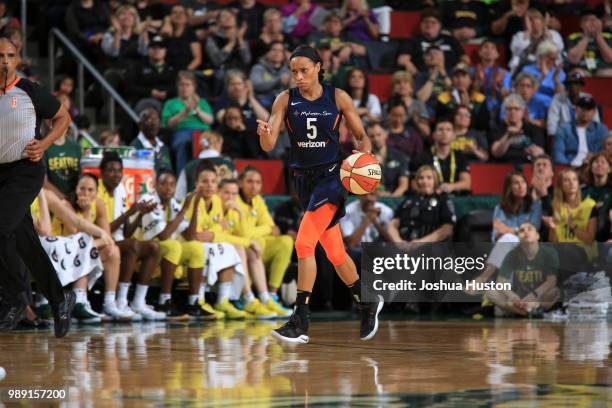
<box><xmin>297</xmin><ymin>139</ymin><xmax>329</xmax><ymax>148</ymax></box>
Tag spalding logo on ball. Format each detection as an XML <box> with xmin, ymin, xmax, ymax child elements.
<box><xmin>340</xmin><ymin>152</ymin><xmax>382</xmax><ymax>195</ymax></box>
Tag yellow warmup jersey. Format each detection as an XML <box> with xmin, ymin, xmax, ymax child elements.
<box><xmin>184</xmin><ymin>195</ymin><xmax>226</xmax><ymax>243</ymax></box>
<box><xmin>236</xmin><ymin>194</ymin><xmax>275</xmax><ymax>240</ymax></box>
<box><xmin>554</xmin><ymin>198</ymin><xmax>596</xmax><ymax>243</ymax></box>
<box><xmin>215</xmin><ymin>206</ymin><xmax>250</xmax><ymax>247</ymax></box>
<box><xmin>51</xmin><ymin>199</ymin><xmax>97</xmax><ymax>236</ymax></box>
<box><xmin>97</xmin><ymin>180</ymin><xmax>116</xmax><ymax>222</ymax></box>
<box><xmin>30</xmin><ymin>196</ymin><xmax>40</xmax><ymax>219</ymax></box>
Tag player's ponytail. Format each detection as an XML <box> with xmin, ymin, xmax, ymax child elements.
<box><xmin>290</xmin><ymin>45</ymin><xmax>325</xmax><ymax>83</ymax></box>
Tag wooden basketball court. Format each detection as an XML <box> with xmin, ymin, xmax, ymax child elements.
<box><xmin>0</xmin><ymin>319</ymin><xmax>610</xmax><ymax>406</ymax></box>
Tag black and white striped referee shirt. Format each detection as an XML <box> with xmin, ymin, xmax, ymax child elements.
<box><xmin>0</xmin><ymin>77</ymin><xmax>60</xmax><ymax>164</ymax></box>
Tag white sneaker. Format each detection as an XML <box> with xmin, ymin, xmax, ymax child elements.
<box><xmin>131</xmin><ymin>303</ymin><xmax>167</xmax><ymax>321</ymax></box>
<box><xmin>117</xmin><ymin>302</ymin><xmax>143</xmax><ymax>322</ymax></box>
<box><xmin>84</xmin><ymin>301</ymin><xmax>104</xmax><ymax>318</ymax></box>
<box><xmin>103</xmin><ymin>302</ymin><xmax>137</xmax><ymax>322</ymax></box>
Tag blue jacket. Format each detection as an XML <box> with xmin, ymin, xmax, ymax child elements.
<box><xmin>553</xmin><ymin>121</ymin><xmax>609</xmax><ymax>165</ymax></box>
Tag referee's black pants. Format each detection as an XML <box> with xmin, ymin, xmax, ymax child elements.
<box><xmin>0</xmin><ymin>159</ymin><xmax>64</xmax><ymax>304</ymax></box>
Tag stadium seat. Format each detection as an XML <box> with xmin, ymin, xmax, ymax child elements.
<box><xmin>603</xmin><ymin>106</ymin><xmax>612</xmax><ymax>130</ymax></box>
<box><xmin>368</xmin><ymin>73</ymin><xmax>393</xmax><ymax>102</ymax></box>
<box><xmin>469</xmin><ymin>163</ymin><xmax>513</xmax><ymax>195</ymax></box>
<box><xmin>365</xmin><ymin>41</ymin><xmax>399</xmax><ymax>71</ymax></box>
<box><xmin>559</xmin><ymin>15</ymin><xmax>582</xmax><ymax>38</ymax></box>
<box><xmin>583</xmin><ymin>77</ymin><xmax>612</xmax><ymax>106</ymax></box>
<box><xmin>235</xmin><ymin>159</ymin><xmax>286</xmax><ymax>194</ymax></box>
<box><xmin>192</xmin><ymin>130</ymin><xmax>203</xmax><ymax>158</ymax></box>
<box><xmin>453</xmin><ymin>209</ymin><xmax>493</xmax><ymax>243</ymax></box>
<box><xmin>390</xmin><ymin>11</ymin><xmax>421</xmax><ymax>39</ymax></box>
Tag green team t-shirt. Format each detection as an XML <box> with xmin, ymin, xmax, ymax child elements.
<box><xmin>45</xmin><ymin>139</ymin><xmax>81</xmax><ymax>195</ymax></box>
<box><xmin>498</xmin><ymin>245</ymin><xmax>559</xmax><ymax>298</ymax></box>
<box><xmin>161</xmin><ymin>97</ymin><xmax>213</xmax><ymax>131</ymax></box>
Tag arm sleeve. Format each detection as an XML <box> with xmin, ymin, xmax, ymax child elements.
<box><xmin>547</xmin><ymin>96</ymin><xmax>561</xmax><ymax>137</ymax></box>
<box><xmin>101</xmin><ymin>31</ymin><xmax>119</xmax><ymax>57</ymax></box>
<box><xmin>492</xmin><ymin>205</ymin><xmax>503</xmax><ymax>241</ymax></box>
<box><xmin>529</xmin><ymin>201</ymin><xmax>542</xmax><ymax>230</ymax></box>
<box><xmin>213</xmin><ymin>228</ymin><xmax>251</xmax><ymax>246</ymax></box>
<box><xmin>28</xmin><ymin>82</ymin><xmax>61</xmax><ymax>120</ymax></box>
<box><xmin>205</xmin><ymin>36</ymin><xmax>228</xmax><ymax>67</ymax></box>
<box><xmin>553</xmin><ymin>126</ymin><xmax>570</xmax><ymax>164</ymax></box>
<box><xmin>250</xmin><ymin>65</ymin><xmax>278</xmax><ymax>93</ymax></box>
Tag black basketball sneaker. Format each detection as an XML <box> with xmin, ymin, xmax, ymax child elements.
<box><xmin>271</xmin><ymin>310</ymin><xmax>309</xmax><ymax>344</ymax></box>
<box><xmin>359</xmin><ymin>295</ymin><xmax>384</xmax><ymax>341</ymax></box>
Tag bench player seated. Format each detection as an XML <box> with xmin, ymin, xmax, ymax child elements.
<box><xmin>236</xmin><ymin>167</ymin><xmax>294</xmax><ymax>315</ymax></box>
<box><xmin>137</xmin><ymin>169</ymin><xmax>217</xmax><ymax>320</ymax></box>
<box><xmin>217</xmin><ymin>178</ymin><xmax>287</xmax><ymax>319</ymax></box>
<box><xmin>97</xmin><ymin>152</ymin><xmax>165</xmax><ymax>321</ymax></box>
<box><xmin>183</xmin><ymin>164</ymin><xmax>248</xmax><ymax>319</ymax></box>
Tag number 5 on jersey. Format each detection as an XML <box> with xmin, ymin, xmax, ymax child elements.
<box><xmin>306</xmin><ymin>118</ymin><xmax>317</xmax><ymax>140</ymax></box>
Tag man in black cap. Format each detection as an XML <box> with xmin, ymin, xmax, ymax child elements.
<box><xmin>125</xmin><ymin>35</ymin><xmax>177</xmax><ymax>114</ymax></box>
<box><xmin>553</xmin><ymin>95</ymin><xmax>609</xmax><ymax>166</ymax></box>
<box><xmin>547</xmin><ymin>70</ymin><xmax>600</xmax><ymax>137</ymax></box>
<box><xmin>567</xmin><ymin>8</ymin><xmax>612</xmax><ymax>76</ymax></box>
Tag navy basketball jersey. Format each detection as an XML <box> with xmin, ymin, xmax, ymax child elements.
<box><xmin>285</xmin><ymin>84</ymin><xmax>342</xmax><ymax>169</ymax></box>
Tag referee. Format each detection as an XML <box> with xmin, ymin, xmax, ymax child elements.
<box><xmin>0</xmin><ymin>37</ymin><xmax>75</xmax><ymax>337</ymax></box>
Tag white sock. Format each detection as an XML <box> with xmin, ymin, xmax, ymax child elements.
<box><xmin>132</xmin><ymin>284</ymin><xmax>149</xmax><ymax>307</ymax></box>
<box><xmin>216</xmin><ymin>282</ymin><xmax>232</xmax><ymax>304</ymax></box>
<box><xmin>104</xmin><ymin>291</ymin><xmax>116</xmax><ymax>307</ymax></box>
<box><xmin>188</xmin><ymin>294</ymin><xmax>199</xmax><ymax>305</ymax></box>
<box><xmin>245</xmin><ymin>291</ymin><xmax>255</xmax><ymax>305</ymax></box>
<box><xmin>73</xmin><ymin>288</ymin><xmax>88</xmax><ymax>304</ymax></box>
<box><xmin>159</xmin><ymin>293</ymin><xmax>172</xmax><ymax>305</ymax></box>
<box><xmin>258</xmin><ymin>291</ymin><xmax>270</xmax><ymax>304</ymax></box>
<box><xmin>117</xmin><ymin>282</ymin><xmax>131</xmax><ymax>305</ymax></box>
<box><xmin>199</xmin><ymin>284</ymin><xmax>206</xmax><ymax>300</ymax></box>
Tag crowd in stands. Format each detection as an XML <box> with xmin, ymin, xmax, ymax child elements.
<box><xmin>2</xmin><ymin>0</ymin><xmax>612</xmax><ymax>323</ymax></box>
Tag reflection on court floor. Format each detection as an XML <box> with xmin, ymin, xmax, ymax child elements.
<box><xmin>0</xmin><ymin>319</ymin><xmax>610</xmax><ymax>406</ymax></box>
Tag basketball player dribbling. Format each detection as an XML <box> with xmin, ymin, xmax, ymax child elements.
<box><xmin>257</xmin><ymin>45</ymin><xmax>384</xmax><ymax>344</ymax></box>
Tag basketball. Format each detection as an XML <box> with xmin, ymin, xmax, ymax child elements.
<box><xmin>340</xmin><ymin>152</ymin><xmax>382</xmax><ymax>195</ymax></box>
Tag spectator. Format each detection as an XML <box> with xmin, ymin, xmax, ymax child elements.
<box><xmin>410</xmin><ymin>119</ymin><xmax>471</xmax><ymax>195</ymax></box>
<box><xmin>176</xmin><ymin>131</ymin><xmax>237</xmax><ymax>200</ymax></box>
<box><xmin>488</xmin><ymin>222</ymin><xmax>560</xmax><ymax>317</ymax></box>
<box><xmin>249</xmin><ymin>41</ymin><xmax>291</xmax><ymax>109</ymax></box>
<box><xmin>280</xmin><ymin>0</ymin><xmax>321</xmax><ymax>41</ymax></box>
<box><xmin>228</xmin><ymin>0</ymin><xmax>266</xmax><ymax>41</ymax></box>
<box><xmin>345</xmin><ymin>67</ymin><xmax>382</xmax><ymax>124</ymax></box>
<box><xmin>531</xmin><ymin>154</ymin><xmax>554</xmax><ymax>217</ymax></box>
<box><xmin>43</xmin><ymin>129</ymin><xmax>82</xmax><ymax>199</ymax></box>
<box><xmin>582</xmin><ymin>152</ymin><xmax>612</xmax><ymax>242</ymax></box>
<box><xmin>99</xmin><ymin>130</ymin><xmax>122</xmax><ymax>147</ymax></box>
<box><xmin>441</xmin><ymin>0</ymin><xmax>491</xmax><ymax>43</ymax></box>
<box><xmin>251</xmin><ymin>8</ymin><xmax>297</xmax><ymax>63</ymax></box>
<box><xmin>547</xmin><ymin>71</ymin><xmax>600</xmax><ymax>138</ymax></box>
<box><xmin>101</xmin><ymin>5</ymin><xmax>148</xmax><ymax>67</ymax></box>
<box><xmin>491</xmin><ymin>170</ymin><xmax>542</xmax><ymax>242</ymax></box>
<box><xmin>160</xmin><ymin>4</ymin><xmax>201</xmax><ymax>70</ymax></box>
<box><xmin>553</xmin><ymin>95</ymin><xmax>608</xmax><ymax>167</ymax></box>
<box><xmin>64</xmin><ymin>0</ymin><xmax>111</xmax><ymax>61</ymax></box>
<box><xmin>508</xmin><ymin>8</ymin><xmax>563</xmax><ymax>73</ymax></box>
<box><xmin>205</xmin><ymin>8</ymin><xmax>251</xmax><ymax>89</ymax></box>
<box><xmin>452</xmin><ymin>105</ymin><xmax>489</xmax><ymax>162</ymax></box>
<box><xmin>605</xmin><ymin>134</ymin><xmax>612</xmax><ymax>156</ymax></box>
<box><xmin>161</xmin><ymin>71</ymin><xmax>214</xmax><ymax>173</ymax></box>
<box><xmin>396</xmin><ymin>8</ymin><xmax>465</xmax><ymax>74</ymax></box>
<box><xmin>130</xmin><ymin>108</ymin><xmax>173</xmax><ymax>173</ymax></box>
<box><xmin>436</xmin><ymin>63</ymin><xmax>489</xmax><ymax>132</ymax></box>
<box><xmin>415</xmin><ymin>45</ymin><xmax>453</xmax><ymax>112</ymax></box>
<box><xmin>366</xmin><ymin>121</ymin><xmax>410</xmax><ymax>197</ymax></box>
<box><xmin>566</xmin><ymin>8</ymin><xmax>612</xmax><ymax>77</ymax></box>
<box><xmin>0</xmin><ymin>0</ymin><xmax>20</xmax><ymax>32</ymax></box>
<box><xmin>472</xmin><ymin>39</ymin><xmax>511</xmax><ymax>114</ymax></box>
<box><xmin>220</xmin><ymin>104</ymin><xmax>264</xmax><ymax>159</ymax></box>
<box><xmin>53</xmin><ymin>75</ymin><xmax>79</xmax><ymax>119</ymax></box>
<box><xmin>387</xmin><ymin>70</ymin><xmax>430</xmax><ymax>138</ymax></box>
<box><xmin>386</xmin><ymin>102</ymin><xmax>424</xmax><ymax>158</ymax></box>
<box><xmin>491</xmin><ymin>0</ymin><xmax>529</xmax><ymax>43</ymax></box>
<box><xmin>504</xmin><ymin>72</ymin><xmax>548</xmax><ymax>128</ymax></box>
<box><xmin>73</xmin><ymin>114</ymin><xmax>97</xmax><ymax>148</ymax></box>
<box><xmin>134</xmin><ymin>0</ymin><xmax>167</xmax><ymax>34</ymax></box>
<box><xmin>543</xmin><ymin>168</ymin><xmax>597</xmax><ymax>248</ymax></box>
<box><xmin>519</xmin><ymin>40</ymin><xmax>565</xmax><ymax>102</ymax></box>
<box><xmin>387</xmin><ymin>165</ymin><xmax>455</xmax><ymax>243</ymax></box>
<box><xmin>125</xmin><ymin>35</ymin><xmax>177</xmax><ymax>113</ymax></box>
<box><xmin>339</xmin><ymin>0</ymin><xmax>380</xmax><ymax>42</ymax></box>
<box><xmin>214</xmin><ymin>70</ymin><xmax>269</xmax><ymax>130</ymax></box>
<box><xmin>491</xmin><ymin>93</ymin><xmax>546</xmax><ymax>163</ymax></box>
<box><xmin>340</xmin><ymin>192</ymin><xmax>393</xmax><ymax>251</ymax></box>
